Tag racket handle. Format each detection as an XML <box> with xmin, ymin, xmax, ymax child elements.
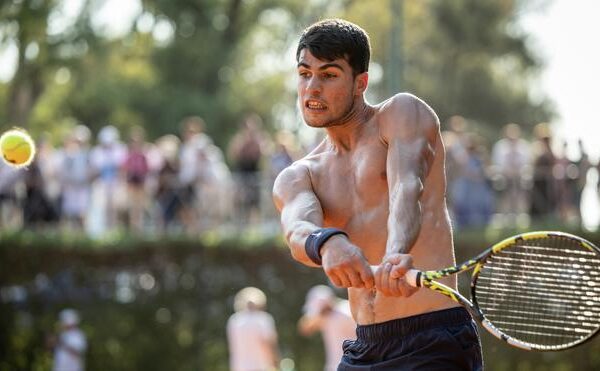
<box><xmin>369</xmin><ymin>265</ymin><xmax>421</xmax><ymax>287</ymax></box>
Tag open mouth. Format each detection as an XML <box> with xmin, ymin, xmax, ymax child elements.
<box><xmin>305</xmin><ymin>100</ymin><xmax>327</xmax><ymax>111</ymax></box>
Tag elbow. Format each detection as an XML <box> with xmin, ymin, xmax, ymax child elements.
<box><xmin>289</xmin><ymin>242</ymin><xmax>304</xmax><ymax>262</ymax></box>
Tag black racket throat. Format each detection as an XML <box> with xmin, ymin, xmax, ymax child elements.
<box><xmin>414</xmin><ymin>271</ymin><xmax>422</xmax><ymax>287</ymax></box>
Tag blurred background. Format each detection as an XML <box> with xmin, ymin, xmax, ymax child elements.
<box><xmin>1</xmin><ymin>0</ymin><xmax>600</xmax><ymax>370</ymax></box>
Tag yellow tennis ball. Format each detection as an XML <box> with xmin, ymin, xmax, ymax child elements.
<box><xmin>0</xmin><ymin>128</ymin><xmax>36</xmax><ymax>168</ymax></box>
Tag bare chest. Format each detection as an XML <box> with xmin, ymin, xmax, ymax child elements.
<box><xmin>310</xmin><ymin>142</ymin><xmax>389</xmax><ymax>228</ymax></box>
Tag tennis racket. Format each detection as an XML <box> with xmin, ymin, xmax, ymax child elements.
<box><xmin>371</xmin><ymin>231</ymin><xmax>600</xmax><ymax>351</ymax></box>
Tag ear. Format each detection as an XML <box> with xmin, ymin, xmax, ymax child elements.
<box><xmin>354</xmin><ymin>72</ymin><xmax>369</xmax><ymax>95</ymax></box>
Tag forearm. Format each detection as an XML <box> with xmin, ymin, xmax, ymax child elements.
<box><xmin>270</xmin><ymin>341</ymin><xmax>280</xmax><ymax>368</ymax></box>
<box><xmin>284</xmin><ymin>220</ymin><xmax>322</xmax><ymax>267</ymax></box>
<box><xmin>298</xmin><ymin>314</ymin><xmax>323</xmax><ymax>335</ymax></box>
<box><xmin>387</xmin><ymin>178</ymin><xmax>423</xmax><ymax>254</ymax></box>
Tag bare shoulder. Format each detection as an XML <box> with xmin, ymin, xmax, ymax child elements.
<box><xmin>273</xmin><ymin>160</ymin><xmax>310</xmax><ymax>192</ymax></box>
<box><xmin>272</xmin><ymin>159</ymin><xmax>312</xmax><ymax>209</ymax></box>
<box><xmin>377</xmin><ymin>93</ymin><xmax>440</xmax><ymax>142</ymax></box>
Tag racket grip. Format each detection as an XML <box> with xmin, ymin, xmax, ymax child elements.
<box><xmin>369</xmin><ymin>265</ymin><xmax>421</xmax><ymax>287</ymax></box>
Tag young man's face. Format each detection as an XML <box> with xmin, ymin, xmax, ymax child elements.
<box><xmin>297</xmin><ymin>49</ymin><xmax>366</xmax><ymax>128</ymax></box>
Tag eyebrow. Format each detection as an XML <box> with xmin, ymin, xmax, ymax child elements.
<box><xmin>297</xmin><ymin>62</ymin><xmax>345</xmax><ymax>71</ymax></box>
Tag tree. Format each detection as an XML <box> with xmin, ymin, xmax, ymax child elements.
<box><xmin>1</xmin><ymin>0</ymin><xmax>552</xmax><ymax>147</ymax></box>
<box><xmin>0</xmin><ymin>0</ymin><xmax>98</xmax><ymax>128</ymax></box>
<box><xmin>341</xmin><ymin>0</ymin><xmax>554</xmax><ymax>136</ymax></box>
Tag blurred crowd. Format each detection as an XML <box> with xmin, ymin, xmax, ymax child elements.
<box><xmin>0</xmin><ymin>115</ymin><xmax>300</xmax><ymax>237</ymax></box>
<box><xmin>444</xmin><ymin>116</ymin><xmax>596</xmax><ymax>230</ymax></box>
<box><xmin>1</xmin><ymin>114</ymin><xmax>599</xmax><ymax>237</ymax></box>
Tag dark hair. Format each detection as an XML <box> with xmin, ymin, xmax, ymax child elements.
<box><xmin>296</xmin><ymin>19</ymin><xmax>370</xmax><ymax>76</ymax></box>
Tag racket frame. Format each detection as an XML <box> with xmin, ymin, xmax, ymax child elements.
<box><xmin>412</xmin><ymin>231</ymin><xmax>600</xmax><ymax>351</ymax></box>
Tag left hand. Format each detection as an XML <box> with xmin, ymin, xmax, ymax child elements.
<box><xmin>374</xmin><ymin>253</ymin><xmax>418</xmax><ymax>297</ymax></box>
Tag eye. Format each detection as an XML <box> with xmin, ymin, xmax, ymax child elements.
<box><xmin>298</xmin><ymin>71</ymin><xmax>311</xmax><ymax>78</ymax></box>
<box><xmin>323</xmin><ymin>72</ymin><xmax>337</xmax><ymax>79</ymax></box>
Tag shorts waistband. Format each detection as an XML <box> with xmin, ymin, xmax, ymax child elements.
<box><xmin>356</xmin><ymin>307</ymin><xmax>473</xmax><ymax>342</ymax></box>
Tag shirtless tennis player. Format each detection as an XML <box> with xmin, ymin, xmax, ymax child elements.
<box><xmin>273</xmin><ymin>19</ymin><xmax>483</xmax><ymax>370</ymax></box>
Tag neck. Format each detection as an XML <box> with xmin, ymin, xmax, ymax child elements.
<box><xmin>325</xmin><ymin>99</ymin><xmax>375</xmax><ymax>152</ymax></box>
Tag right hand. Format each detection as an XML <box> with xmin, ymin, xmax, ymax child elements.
<box><xmin>321</xmin><ymin>236</ymin><xmax>374</xmax><ymax>289</ymax></box>
<box><xmin>373</xmin><ymin>253</ymin><xmax>418</xmax><ymax>298</ymax></box>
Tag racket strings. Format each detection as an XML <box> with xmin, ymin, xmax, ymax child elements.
<box><xmin>474</xmin><ymin>236</ymin><xmax>600</xmax><ymax>349</ymax></box>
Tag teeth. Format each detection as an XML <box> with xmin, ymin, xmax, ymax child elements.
<box><xmin>307</xmin><ymin>101</ymin><xmax>326</xmax><ymax>109</ymax></box>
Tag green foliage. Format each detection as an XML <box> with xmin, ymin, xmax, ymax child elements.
<box><xmin>342</xmin><ymin>0</ymin><xmax>553</xmax><ymax>137</ymax></box>
<box><xmin>0</xmin><ymin>237</ymin><xmax>328</xmax><ymax>371</ymax></box>
<box><xmin>1</xmin><ymin>232</ymin><xmax>600</xmax><ymax>370</ymax></box>
<box><xmin>1</xmin><ymin>0</ymin><xmax>553</xmax><ymax>147</ymax></box>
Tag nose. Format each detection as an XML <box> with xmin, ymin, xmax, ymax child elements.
<box><xmin>305</xmin><ymin>76</ymin><xmax>321</xmax><ymax>96</ymax></box>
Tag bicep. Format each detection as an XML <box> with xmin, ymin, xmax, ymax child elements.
<box><xmin>386</xmin><ymin>137</ymin><xmax>433</xmax><ymax>190</ymax></box>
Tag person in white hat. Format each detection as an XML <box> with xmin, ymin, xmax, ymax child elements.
<box><xmin>52</xmin><ymin>309</ymin><xmax>87</xmax><ymax>371</ymax></box>
<box><xmin>298</xmin><ymin>285</ymin><xmax>356</xmax><ymax>371</ymax></box>
<box><xmin>226</xmin><ymin>287</ymin><xmax>279</xmax><ymax>371</ymax></box>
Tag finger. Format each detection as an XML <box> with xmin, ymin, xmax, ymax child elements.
<box><xmin>386</xmin><ymin>270</ymin><xmax>406</xmax><ymax>296</ymax></box>
<box><xmin>328</xmin><ymin>272</ymin><xmax>343</xmax><ymax>287</ymax></box>
<box><xmin>391</xmin><ymin>256</ymin><xmax>413</xmax><ymax>279</ymax></box>
<box><xmin>374</xmin><ymin>266</ymin><xmax>383</xmax><ymax>289</ymax></box>
<box><xmin>359</xmin><ymin>264</ymin><xmax>375</xmax><ymax>289</ymax></box>
<box><xmin>383</xmin><ymin>274</ymin><xmax>398</xmax><ymax>296</ymax></box>
<box><xmin>347</xmin><ymin>270</ymin><xmax>364</xmax><ymax>288</ymax></box>
<box><xmin>379</xmin><ymin>262</ymin><xmax>393</xmax><ymax>296</ymax></box>
<box><xmin>390</xmin><ymin>264</ymin><xmax>408</xmax><ymax>279</ymax></box>
<box><xmin>398</xmin><ymin>281</ymin><xmax>415</xmax><ymax>298</ymax></box>
<box><xmin>337</xmin><ymin>271</ymin><xmax>352</xmax><ymax>288</ymax></box>
<box><xmin>398</xmin><ymin>278</ymin><xmax>414</xmax><ymax>297</ymax></box>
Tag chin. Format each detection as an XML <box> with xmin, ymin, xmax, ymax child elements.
<box><xmin>302</xmin><ymin>113</ymin><xmax>328</xmax><ymax>128</ymax></box>
<box><xmin>304</xmin><ymin>119</ymin><xmax>326</xmax><ymax>128</ymax></box>
<box><xmin>307</xmin><ymin>119</ymin><xmax>336</xmax><ymax>129</ymax></box>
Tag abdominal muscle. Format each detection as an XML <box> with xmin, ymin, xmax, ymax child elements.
<box><xmin>349</xmin><ymin>278</ymin><xmax>460</xmax><ymax>325</ymax></box>
<box><xmin>346</xmin><ymin>210</ymin><xmax>460</xmax><ymax>325</ymax></box>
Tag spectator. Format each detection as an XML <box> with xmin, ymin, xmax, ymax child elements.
<box><xmin>449</xmin><ymin>134</ymin><xmax>494</xmax><ymax>229</ymax></box>
<box><xmin>555</xmin><ymin>141</ymin><xmax>580</xmax><ymax>224</ymax></box>
<box><xmin>155</xmin><ymin>134</ymin><xmax>182</xmax><ymax>233</ymax></box>
<box><xmin>228</xmin><ymin>114</ymin><xmax>267</xmax><ymax>226</ymax></box>
<box><xmin>0</xmin><ymin>161</ymin><xmax>25</xmax><ymax>228</ymax></box>
<box><xmin>36</xmin><ymin>133</ymin><xmax>62</xmax><ymax>219</ymax></box>
<box><xmin>122</xmin><ymin>126</ymin><xmax>150</xmax><ymax>234</ymax></box>
<box><xmin>298</xmin><ymin>285</ymin><xmax>356</xmax><ymax>371</ymax></box>
<box><xmin>227</xmin><ymin>287</ymin><xmax>279</xmax><ymax>371</ymax></box>
<box><xmin>57</xmin><ymin>125</ymin><xmax>92</xmax><ymax>232</ymax></box>
<box><xmin>442</xmin><ymin>115</ymin><xmax>470</xmax><ymax>222</ymax></box>
<box><xmin>490</xmin><ymin>123</ymin><xmax>532</xmax><ymax>228</ymax></box>
<box><xmin>22</xmin><ymin>160</ymin><xmax>59</xmax><ymax>229</ymax></box>
<box><xmin>178</xmin><ymin>116</ymin><xmax>211</xmax><ymax>233</ymax></box>
<box><xmin>529</xmin><ymin>123</ymin><xmax>557</xmax><ymax>223</ymax></box>
<box><xmin>269</xmin><ymin>131</ymin><xmax>295</xmax><ymax>179</ymax></box>
<box><xmin>194</xmin><ymin>137</ymin><xmax>234</xmax><ymax>231</ymax></box>
<box><xmin>88</xmin><ymin>125</ymin><xmax>127</xmax><ymax>237</ymax></box>
<box><xmin>574</xmin><ymin>139</ymin><xmax>591</xmax><ymax>224</ymax></box>
<box><xmin>49</xmin><ymin>309</ymin><xmax>87</xmax><ymax>371</ymax></box>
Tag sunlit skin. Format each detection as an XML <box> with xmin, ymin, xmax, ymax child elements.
<box><xmin>297</xmin><ymin>49</ymin><xmax>364</xmax><ymax>129</ymax></box>
<box><xmin>274</xmin><ymin>49</ymin><xmax>458</xmax><ymax>324</ymax></box>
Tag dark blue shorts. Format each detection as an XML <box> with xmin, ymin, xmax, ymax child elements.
<box><xmin>338</xmin><ymin>307</ymin><xmax>483</xmax><ymax>371</ymax></box>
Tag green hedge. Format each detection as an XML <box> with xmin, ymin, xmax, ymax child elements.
<box><xmin>1</xmin><ymin>230</ymin><xmax>600</xmax><ymax>370</ymax></box>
